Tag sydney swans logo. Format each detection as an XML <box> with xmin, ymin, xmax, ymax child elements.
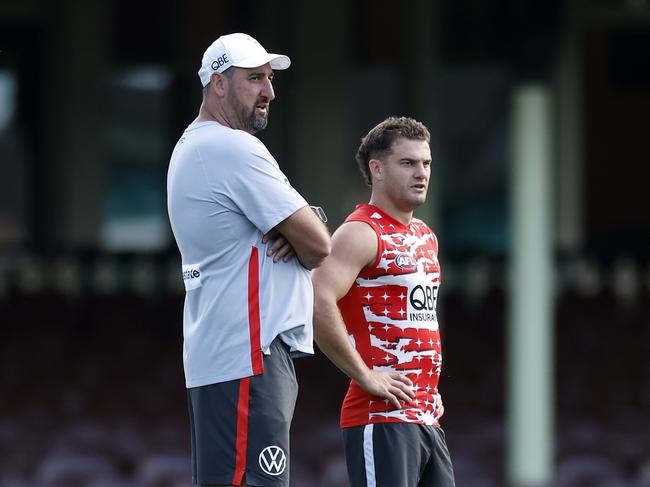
<box><xmin>259</xmin><ymin>445</ymin><xmax>286</xmax><ymax>475</ymax></box>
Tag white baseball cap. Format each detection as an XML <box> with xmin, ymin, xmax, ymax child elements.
<box><xmin>198</xmin><ymin>33</ymin><xmax>291</xmax><ymax>87</ymax></box>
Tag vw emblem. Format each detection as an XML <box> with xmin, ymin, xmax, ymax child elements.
<box><xmin>258</xmin><ymin>445</ymin><xmax>286</xmax><ymax>476</ymax></box>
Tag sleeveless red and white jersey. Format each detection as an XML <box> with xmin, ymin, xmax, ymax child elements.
<box><xmin>338</xmin><ymin>204</ymin><xmax>444</xmax><ymax>428</ymax></box>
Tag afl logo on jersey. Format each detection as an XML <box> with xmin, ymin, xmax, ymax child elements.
<box><xmin>395</xmin><ymin>253</ymin><xmax>417</xmax><ymax>271</ymax></box>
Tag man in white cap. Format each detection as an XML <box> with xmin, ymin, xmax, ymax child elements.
<box><xmin>167</xmin><ymin>33</ymin><xmax>331</xmax><ymax>487</ymax></box>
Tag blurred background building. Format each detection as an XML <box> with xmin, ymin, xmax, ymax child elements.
<box><xmin>0</xmin><ymin>0</ymin><xmax>649</xmax><ymax>486</ymax></box>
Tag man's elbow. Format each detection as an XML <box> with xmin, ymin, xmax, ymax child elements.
<box><xmin>300</xmin><ymin>239</ymin><xmax>331</xmax><ymax>270</ymax></box>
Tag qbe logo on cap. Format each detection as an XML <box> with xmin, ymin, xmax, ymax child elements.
<box><xmin>259</xmin><ymin>445</ymin><xmax>286</xmax><ymax>475</ymax></box>
<box><xmin>182</xmin><ymin>264</ymin><xmax>202</xmax><ymax>291</ymax></box>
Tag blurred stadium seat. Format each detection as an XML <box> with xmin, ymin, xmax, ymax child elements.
<box><xmin>556</xmin><ymin>455</ymin><xmax>628</xmax><ymax>487</ymax></box>
<box><xmin>134</xmin><ymin>453</ymin><xmax>190</xmax><ymax>486</ymax></box>
<box><xmin>0</xmin><ymin>254</ymin><xmax>648</xmax><ymax>486</ymax></box>
<box><xmin>34</xmin><ymin>453</ymin><xmax>117</xmax><ymax>486</ymax></box>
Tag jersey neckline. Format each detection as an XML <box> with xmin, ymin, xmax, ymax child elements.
<box><xmin>355</xmin><ymin>203</ymin><xmax>415</xmax><ymax>233</ymax></box>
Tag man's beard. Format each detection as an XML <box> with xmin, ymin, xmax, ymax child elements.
<box><xmin>230</xmin><ymin>92</ymin><xmax>269</xmax><ymax>133</ymax></box>
<box><xmin>249</xmin><ymin>110</ymin><xmax>268</xmax><ymax>132</ymax></box>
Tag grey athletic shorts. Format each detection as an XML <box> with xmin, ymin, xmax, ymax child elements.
<box><xmin>343</xmin><ymin>423</ymin><xmax>456</xmax><ymax>487</ymax></box>
<box><xmin>187</xmin><ymin>338</ymin><xmax>298</xmax><ymax>486</ymax></box>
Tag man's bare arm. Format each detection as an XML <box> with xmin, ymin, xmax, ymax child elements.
<box><xmin>312</xmin><ymin>221</ymin><xmax>415</xmax><ymax>409</ymax></box>
<box><xmin>273</xmin><ymin>205</ymin><xmax>331</xmax><ymax>269</ymax></box>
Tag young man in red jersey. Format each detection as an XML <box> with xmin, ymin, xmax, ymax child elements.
<box><xmin>313</xmin><ymin>117</ymin><xmax>455</xmax><ymax>486</ymax></box>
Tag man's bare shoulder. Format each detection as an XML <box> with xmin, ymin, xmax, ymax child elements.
<box><xmin>329</xmin><ymin>220</ymin><xmax>378</xmax><ymax>269</ymax></box>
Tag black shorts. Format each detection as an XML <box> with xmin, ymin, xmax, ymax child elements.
<box><xmin>343</xmin><ymin>423</ymin><xmax>456</xmax><ymax>487</ymax></box>
<box><xmin>187</xmin><ymin>338</ymin><xmax>298</xmax><ymax>486</ymax></box>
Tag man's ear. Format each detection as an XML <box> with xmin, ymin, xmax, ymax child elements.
<box><xmin>369</xmin><ymin>159</ymin><xmax>383</xmax><ymax>182</ymax></box>
<box><xmin>210</xmin><ymin>72</ymin><xmax>227</xmax><ymax>97</ymax></box>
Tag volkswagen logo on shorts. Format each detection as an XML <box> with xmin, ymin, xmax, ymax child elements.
<box><xmin>259</xmin><ymin>445</ymin><xmax>286</xmax><ymax>476</ymax></box>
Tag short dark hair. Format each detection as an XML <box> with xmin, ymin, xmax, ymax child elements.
<box><xmin>202</xmin><ymin>67</ymin><xmax>235</xmax><ymax>94</ymax></box>
<box><xmin>355</xmin><ymin>116</ymin><xmax>431</xmax><ymax>187</ymax></box>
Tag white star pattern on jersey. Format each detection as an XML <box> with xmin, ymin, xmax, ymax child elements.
<box><xmin>355</xmin><ymin>273</ymin><xmax>440</xmax><ymax>331</ymax></box>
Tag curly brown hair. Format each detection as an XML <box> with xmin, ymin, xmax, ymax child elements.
<box><xmin>355</xmin><ymin>116</ymin><xmax>431</xmax><ymax>187</ymax></box>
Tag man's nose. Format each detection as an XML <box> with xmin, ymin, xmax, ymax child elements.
<box><xmin>262</xmin><ymin>79</ymin><xmax>275</xmax><ymax>101</ymax></box>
